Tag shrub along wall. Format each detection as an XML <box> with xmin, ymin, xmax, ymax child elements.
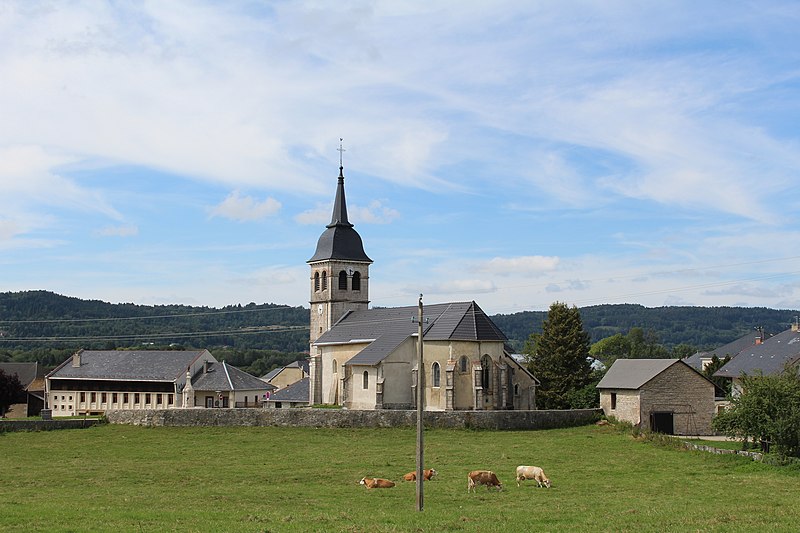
<box><xmin>106</xmin><ymin>408</ymin><xmax>602</xmax><ymax>430</ymax></box>
<box><xmin>0</xmin><ymin>418</ymin><xmax>105</xmax><ymax>433</ymax></box>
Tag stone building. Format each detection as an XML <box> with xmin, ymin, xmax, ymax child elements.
<box><xmin>596</xmin><ymin>358</ymin><xmax>715</xmax><ymax>435</ymax></box>
<box><xmin>306</xmin><ymin>164</ymin><xmax>537</xmax><ymax>410</ymax></box>
<box><xmin>46</xmin><ymin>349</ymin><xmax>272</xmax><ymax>416</ymax></box>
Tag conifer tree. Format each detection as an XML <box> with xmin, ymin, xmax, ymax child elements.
<box><xmin>525</xmin><ymin>301</ymin><xmax>592</xmax><ymax>409</ymax></box>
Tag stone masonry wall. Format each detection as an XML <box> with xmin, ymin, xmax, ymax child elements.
<box><xmin>0</xmin><ymin>418</ymin><xmax>105</xmax><ymax>433</ymax></box>
<box><xmin>106</xmin><ymin>408</ymin><xmax>601</xmax><ymax>430</ymax></box>
<box><xmin>640</xmin><ymin>363</ymin><xmax>715</xmax><ymax>435</ymax></box>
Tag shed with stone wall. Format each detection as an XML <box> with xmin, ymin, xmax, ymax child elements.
<box><xmin>597</xmin><ymin>359</ymin><xmax>715</xmax><ymax>435</ymax></box>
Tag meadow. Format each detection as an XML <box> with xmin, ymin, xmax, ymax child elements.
<box><xmin>1</xmin><ymin>423</ymin><xmax>799</xmax><ymax>532</ymax></box>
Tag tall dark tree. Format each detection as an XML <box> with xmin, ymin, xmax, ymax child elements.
<box><xmin>0</xmin><ymin>369</ymin><xmax>25</xmax><ymax>416</ymax></box>
<box><xmin>525</xmin><ymin>302</ymin><xmax>592</xmax><ymax>409</ymax></box>
<box><xmin>702</xmin><ymin>355</ymin><xmax>732</xmax><ymax>396</ymax></box>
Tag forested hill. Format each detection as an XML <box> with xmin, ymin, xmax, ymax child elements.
<box><xmin>2</xmin><ymin>291</ymin><xmax>798</xmax><ymax>362</ymax></box>
<box><xmin>493</xmin><ymin>304</ymin><xmax>800</xmax><ymax>352</ymax></box>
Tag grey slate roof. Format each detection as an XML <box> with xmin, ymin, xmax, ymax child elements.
<box><xmin>308</xmin><ymin>169</ymin><xmax>372</xmax><ymax>264</ymax></box>
<box><xmin>315</xmin><ymin>301</ymin><xmax>507</xmax><ymax>366</ymax></box>
<box><xmin>684</xmin><ymin>332</ymin><xmax>761</xmax><ymax>371</ymax></box>
<box><xmin>268</xmin><ymin>377</ymin><xmax>310</xmax><ymax>403</ymax></box>
<box><xmin>48</xmin><ymin>350</ymin><xmax>208</xmax><ymax>382</ymax></box>
<box><xmin>714</xmin><ymin>328</ymin><xmax>800</xmax><ymax>378</ymax></box>
<box><xmin>260</xmin><ymin>360</ymin><xmax>309</xmax><ymax>382</ymax></box>
<box><xmin>0</xmin><ymin>362</ymin><xmax>39</xmax><ymax>388</ymax></box>
<box><xmin>192</xmin><ymin>361</ymin><xmax>276</xmax><ymax>392</ymax></box>
<box><xmin>596</xmin><ymin>359</ymin><xmax>682</xmax><ymax>390</ymax></box>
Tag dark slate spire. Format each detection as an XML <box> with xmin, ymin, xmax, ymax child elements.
<box><xmin>308</xmin><ymin>165</ymin><xmax>372</xmax><ymax>264</ymax></box>
<box><xmin>328</xmin><ymin>166</ymin><xmax>352</xmax><ymax>228</ymax></box>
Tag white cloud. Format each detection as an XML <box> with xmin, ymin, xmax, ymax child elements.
<box><xmin>295</xmin><ymin>200</ymin><xmax>399</xmax><ymax>225</ymax></box>
<box><xmin>349</xmin><ymin>201</ymin><xmax>400</xmax><ymax>224</ymax></box>
<box><xmin>95</xmin><ymin>224</ymin><xmax>139</xmax><ymax>237</ymax></box>
<box><xmin>0</xmin><ymin>220</ymin><xmax>22</xmax><ymax>241</ymax></box>
<box><xmin>477</xmin><ymin>255</ymin><xmax>560</xmax><ymax>276</ymax></box>
<box><xmin>210</xmin><ymin>191</ymin><xmax>281</xmax><ymax>222</ymax></box>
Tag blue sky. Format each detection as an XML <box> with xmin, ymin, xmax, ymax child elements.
<box><xmin>2</xmin><ymin>1</ymin><xmax>800</xmax><ymax>315</ymax></box>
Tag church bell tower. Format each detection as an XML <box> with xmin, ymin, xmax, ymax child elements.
<box><xmin>307</xmin><ymin>158</ymin><xmax>372</xmax><ymax>403</ymax></box>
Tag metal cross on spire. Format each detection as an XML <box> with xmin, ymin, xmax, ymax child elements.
<box><xmin>337</xmin><ymin>138</ymin><xmax>345</xmax><ymax>169</ymax></box>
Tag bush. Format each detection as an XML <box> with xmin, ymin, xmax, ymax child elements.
<box><xmin>712</xmin><ymin>368</ymin><xmax>800</xmax><ymax>458</ymax></box>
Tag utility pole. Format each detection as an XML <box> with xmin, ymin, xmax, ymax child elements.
<box><xmin>415</xmin><ymin>294</ymin><xmax>424</xmax><ymax>512</ymax></box>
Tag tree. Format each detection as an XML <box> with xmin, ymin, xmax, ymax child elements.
<box><xmin>525</xmin><ymin>302</ymin><xmax>592</xmax><ymax>409</ymax></box>
<box><xmin>713</xmin><ymin>367</ymin><xmax>800</xmax><ymax>458</ymax></box>
<box><xmin>702</xmin><ymin>355</ymin><xmax>731</xmax><ymax>396</ymax></box>
<box><xmin>0</xmin><ymin>369</ymin><xmax>25</xmax><ymax>417</ymax></box>
<box><xmin>589</xmin><ymin>333</ymin><xmax>631</xmax><ymax>367</ymax></box>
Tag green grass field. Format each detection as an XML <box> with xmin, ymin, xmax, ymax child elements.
<box><xmin>1</xmin><ymin>423</ymin><xmax>799</xmax><ymax>532</ymax></box>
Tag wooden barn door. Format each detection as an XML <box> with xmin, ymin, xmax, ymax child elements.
<box><xmin>651</xmin><ymin>411</ymin><xmax>674</xmax><ymax>435</ymax></box>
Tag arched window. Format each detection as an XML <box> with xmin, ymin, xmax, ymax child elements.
<box><xmin>314</xmin><ymin>272</ymin><xmax>320</xmax><ymax>292</ymax></box>
<box><xmin>321</xmin><ymin>271</ymin><xmax>327</xmax><ymax>290</ymax></box>
<box><xmin>432</xmin><ymin>362</ymin><xmax>441</xmax><ymax>388</ymax></box>
<box><xmin>459</xmin><ymin>356</ymin><xmax>469</xmax><ymax>373</ymax></box>
<box><xmin>514</xmin><ymin>383</ymin><xmax>520</xmax><ymax>396</ymax></box>
<box><xmin>332</xmin><ymin>359</ymin><xmax>338</xmax><ymax>374</ymax></box>
<box><xmin>352</xmin><ymin>271</ymin><xmax>361</xmax><ymax>291</ymax></box>
<box><xmin>481</xmin><ymin>355</ymin><xmax>492</xmax><ymax>391</ymax></box>
<box><xmin>339</xmin><ymin>270</ymin><xmax>348</xmax><ymax>290</ymax></box>
<box><xmin>362</xmin><ymin>370</ymin><xmax>369</xmax><ymax>390</ymax></box>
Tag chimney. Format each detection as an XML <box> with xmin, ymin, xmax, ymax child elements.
<box><xmin>71</xmin><ymin>350</ymin><xmax>83</xmax><ymax>367</ymax></box>
<box><xmin>755</xmin><ymin>337</ymin><xmax>762</xmax><ymax>345</ymax></box>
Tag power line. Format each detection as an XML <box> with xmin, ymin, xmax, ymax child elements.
<box><xmin>0</xmin><ymin>325</ymin><xmax>309</xmax><ymax>343</ymax></box>
<box><xmin>0</xmin><ymin>304</ymin><xmax>298</xmax><ymax>325</ymax></box>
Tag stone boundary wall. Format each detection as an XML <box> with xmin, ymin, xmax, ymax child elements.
<box><xmin>0</xmin><ymin>418</ymin><xmax>105</xmax><ymax>433</ymax></box>
<box><xmin>682</xmin><ymin>441</ymin><xmax>765</xmax><ymax>462</ymax></box>
<box><xmin>106</xmin><ymin>408</ymin><xmax>602</xmax><ymax>430</ymax></box>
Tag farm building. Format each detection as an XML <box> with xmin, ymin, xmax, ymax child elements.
<box><xmin>714</xmin><ymin>324</ymin><xmax>800</xmax><ymax>396</ymax></box>
<box><xmin>46</xmin><ymin>349</ymin><xmax>272</xmax><ymax>416</ymax></box>
<box><xmin>306</xmin><ymin>164</ymin><xmax>538</xmax><ymax>410</ymax></box>
<box><xmin>597</xmin><ymin>358</ymin><xmax>715</xmax><ymax>435</ymax></box>
<box><xmin>0</xmin><ymin>362</ymin><xmax>45</xmax><ymax>417</ymax></box>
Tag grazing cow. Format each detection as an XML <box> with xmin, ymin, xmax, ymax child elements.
<box><xmin>402</xmin><ymin>469</ymin><xmax>438</xmax><ymax>482</ymax></box>
<box><xmin>359</xmin><ymin>477</ymin><xmax>395</xmax><ymax>489</ymax></box>
<box><xmin>467</xmin><ymin>470</ymin><xmax>503</xmax><ymax>492</ymax></box>
<box><xmin>515</xmin><ymin>465</ymin><xmax>551</xmax><ymax>488</ymax></box>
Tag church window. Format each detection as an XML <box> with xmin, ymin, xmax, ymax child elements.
<box><xmin>339</xmin><ymin>270</ymin><xmax>348</xmax><ymax>290</ymax></box>
<box><xmin>322</xmin><ymin>271</ymin><xmax>327</xmax><ymax>290</ymax></box>
<box><xmin>481</xmin><ymin>355</ymin><xmax>492</xmax><ymax>391</ymax></box>
<box><xmin>432</xmin><ymin>362</ymin><xmax>441</xmax><ymax>388</ymax></box>
<box><xmin>459</xmin><ymin>356</ymin><xmax>468</xmax><ymax>373</ymax></box>
<box><xmin>352</xmin><ymin>271</ymin><xmax>361</xmax><ymax>291</ymax></box>
<box><xmin>514</xmin><ymin>384</ymin><xmax>519</xmax><ymax>396</ymax></box>
<box><xmin>314</xmin><ymin>272</ymin><xmax>320</xmax><ymax>292</ymax></box>
<box><xmin>363</xmin><ymin>370</ymin><xmax>369</xmax><ymax>390</ymax></box>
<box><xmin>333</xmin><ymin>359</ymin><xmax>338</xmax><ymax>374</ymax></box>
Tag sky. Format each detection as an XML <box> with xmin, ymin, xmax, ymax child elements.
<box><xmin>2</xmin><ymin>1</ymin><xmax>800</xmax><ymax>316</ymax></box>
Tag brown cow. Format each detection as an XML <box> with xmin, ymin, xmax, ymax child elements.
<box><xmin>402</xmin><ymin>469</ymin><xmax>438</xmax><ymax>482</ymax></box>
<box><xmin>467</xmin><ymin>470</ymin><xmax>502</xmax><ymax>492</ymax></box>
<box><xmin>359</xmin><ymin>477</ymin><xmax>395</xmax><ymax>489</ymax></box>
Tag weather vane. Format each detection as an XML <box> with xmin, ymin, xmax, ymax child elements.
<box><xmin>338</xmin><ymin>138</ymin><xmax>345</xmax><ymax>168</ymax></box>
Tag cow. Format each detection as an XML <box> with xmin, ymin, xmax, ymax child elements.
<box><xmin>515</xmin><ymin>465</ymin><xmax>551</xmax><ymax>488</ymax></box>
<box><xmin>467</xmin><ymin>470</ymin><xmax>502</xmax><ymax>492</ymax></box>
<box><xmin>359</xmin><ymin>477</ymin><xmax>395</xmax><ymax>489</ymax></box>
<box><xmin>402</xmin><ymin>469</ymin><xmax>438</xmax><ymax>482</ymax></box>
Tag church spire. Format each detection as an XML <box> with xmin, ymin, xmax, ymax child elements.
<box><xmin>328</xmin><ymin>164</ymin><xmax>353</xmax><ymax>228</ymax></box>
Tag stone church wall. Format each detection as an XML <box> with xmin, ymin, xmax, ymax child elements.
<box><xmin>106</xmin><ymin>407</ymin><xmax>601</xmax><ymax>430</ymax></box>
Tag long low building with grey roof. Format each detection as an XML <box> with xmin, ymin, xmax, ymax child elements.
<box><xmin>46</xmin><ymin>349</ymin><xmax>272</xmax><ymax>416</ymax></box>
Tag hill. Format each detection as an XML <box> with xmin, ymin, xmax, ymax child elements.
<box><xmin>2</xmin><ymin>290</ymin><xmax>798</xmax><ymax>365</ymax></box>
<box><xmin>493</xmin><ymin>303</ymin><xmax>800</xmax><ymax>352</ymax></box>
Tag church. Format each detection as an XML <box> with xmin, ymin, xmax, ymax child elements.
<box><xmin>306</xmin><ymin>164</ymin><xmax>538</xmax><ymax>410</ymax></box>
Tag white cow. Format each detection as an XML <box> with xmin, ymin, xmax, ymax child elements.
<box><xmin>515</xmin><ymin>465</ymin><xmax>551</xmax><ymax>488</ymax></box>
